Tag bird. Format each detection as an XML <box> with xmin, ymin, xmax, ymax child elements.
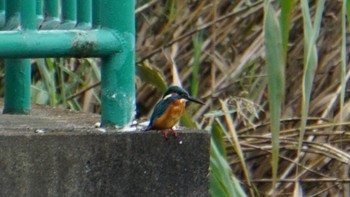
<box><xmin>145</xmin><ymin>86</ymin><xmax>205</xmax><ymax>139</ymax></box>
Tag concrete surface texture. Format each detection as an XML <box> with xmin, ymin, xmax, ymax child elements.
<box><xmin>0</xmin><ymin>105</ymin><xmax>210</xmax><ymax>197</ymax></box>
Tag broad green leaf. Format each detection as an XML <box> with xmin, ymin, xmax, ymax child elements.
<box><xmin>136</xmin><ymin>64</ymin><xmax>167</xmax><ymax>91</ymax></box>
<box><xmin>263</xmin><ymin>0</ymin><xmax>285</xmax><ymax>190</ymax></box>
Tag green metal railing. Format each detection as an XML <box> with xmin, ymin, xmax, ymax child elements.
<box><xmin>0</xmin><ymin>0</ymin><xmax>135</xmax><ymax>128</ymax></box>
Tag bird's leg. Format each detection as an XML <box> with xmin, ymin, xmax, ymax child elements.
<box><xmin>162</xmin><ymin>130</ymin><xmax>169</xmax><ymax>140</ymax></box>
<box><xmin>170</xmin><ymin>128</ymin><xmax>177</xmax><ymax>138</ymax></box>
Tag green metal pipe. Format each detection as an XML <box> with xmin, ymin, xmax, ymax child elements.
<box><xmin>60</xmin><ymin>0</ymin><xmax>76</xmax><ymax>29</ymax></box>
<box><xmin>5</xmin><ymin>0</ymin><xmax>19</xmax><ymax>19</ymax></box>
<box><xmin>0</xmin><ymin>0</ymin><xmax>4</xmax><ymax>28</ymax></box>
<box><xmin>92</xmin><ymin>0</ymin><xmax>101</xmax><ymax>28</ymax></box>
<box><xmin>21</xmin><ymin>0</ymin><xmax>36</xmax><ymax>30</ymax></box>
<box><xmin>4</xmin><ymin>0</ymin><xmax>20</xmax><ymax>30</ymax></box>
<box><xmin>76</xmin><ymin>0</ymin><xmax>91</xmax><ymax>29</ymax></box>
<box><xmin>3</xmin><ymin>0</ymin><xmax>35</xmax><ymax>114</ymax></box>
<box><xmin>43</xmin><ymin>0</ymin><xmax>58</xmax><ymax>18</ymax></box>
<box><xmin>0</xmin><ymin>0</ymin><xmax>3</xmax><ymax>10</ymax></box>
<box><xmin>3</xmin><ymin>59</ymin><xmax>31</xmax><ymax>114</ymax></box>
<box><xmin>41</xmin><ymin>0</ymin><xmax>59</xmax><ymax>29</ymax></box>
<box><xmin>36</xmin><ymin>0</ymin><xmax>43</xmax><ymax>27</ymax></box>
<box><xmin>100</xmin><ymin>0</ymin><xmax>135</xmax><ymax>127</ymax></box>
<box><xmin>0</xmin><ymin>29</ymin><xmax>123</xmax><ymax>58</ymax></box>
<box><xmin>36</xmin><ymin>0</ymin><xmax>42</xmax><ymax>15</ymax></box>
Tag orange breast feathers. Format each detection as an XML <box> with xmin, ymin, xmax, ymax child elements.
<box><xmin>152</xmin><ymin>99</ymin><xmax>186</xmax><ymax>129</ymax></box>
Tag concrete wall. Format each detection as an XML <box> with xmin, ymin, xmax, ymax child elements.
<box><xmin>0</xmin><ymin>107</ymin><xmax>210</xmax><ymax>197</ymax></box>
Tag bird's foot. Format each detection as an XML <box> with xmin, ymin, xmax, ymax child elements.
<box><xmin>170</xmin><ymin>128</ymin><xmax>177</xmax><ymax>138</ymax></box>
<box><xmin>162</xmin><ymin>129</ymin><xmax>177</xmax><ymax>140</ymax></box>
<box><xmin>162</xmin><ymin>130</ymin><xmax>169</xmax><ymax>140</ymax></box>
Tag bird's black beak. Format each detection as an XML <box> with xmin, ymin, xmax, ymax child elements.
<box><xmin>186</xmin><ymin>96</ymin><xmax>205</xmax><ymax>105</ymax></box>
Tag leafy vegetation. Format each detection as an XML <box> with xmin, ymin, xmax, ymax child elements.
<box><xmin>135</xmin><ymin>1</ymin><xmax>350</xmax><ymax>196</ymax></box>
<box><xmin>1</xmin><ymin>0</ymin><xmax>350</xmax><ymax>196</ymax></box>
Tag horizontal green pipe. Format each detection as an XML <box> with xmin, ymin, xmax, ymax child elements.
<box><xmin>0</xmin><ymin>30</ymin><xmax>123</xmax><ymax>58</ymax></box>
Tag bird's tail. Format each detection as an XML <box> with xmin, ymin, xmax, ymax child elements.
<box><xmin>144</xmin><ymin>125</ymin><xmax>152</xmax><ymax>131</ymax></box>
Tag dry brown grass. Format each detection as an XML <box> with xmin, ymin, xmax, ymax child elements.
<box><xmin>136</xmin><ymin>0</ymin><xmax>350</xmax><ymax>196</ymax></box>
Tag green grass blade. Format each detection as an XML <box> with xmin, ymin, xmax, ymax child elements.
<box><xmin>31</xmin><ymin>82</ymin><xmax>49</xmax><ymax>104</ymax></box>
<box><xmin>340</xmin><ymin>0</ymin><xmax>348</xmax><ymax>123</ymax></box>
<box><xmin>57</xmin><ymin>58</ymin><xmax>67</xmax><ymax>108</ymax></box>
<box><xmin>180</xmin><ymin>112</ymin><xmax>197</xmax><ymax>128</ymax></box>
<box><xmin>347</xmin><ymin>0</ymin><xmax>350</xmax><ymax>18</ymax></box>
<box><xmin>299</xmin><ymin>0</ymin><xmax>325</xmax><ymax>164</ymax></box>
<box><xmin>220</xmin><ymin>99</ymin><xmax>254</xmax><ymax>196</ymax></box>
<box><xmin>280</xmin><ymin>0</ymin><xmax>295</xmax><ymax>57</ymax></box>
<box><xmin>211</xmin><ymin>122</ymin><xmax>227</xmax><ymax>157</ymax></box>
<box><xmin>165</xmin><ymin>0</ymin><xmax>176</xmax><ymax>21</ymax></box>
<box><xmin>35</xmin><ymin>58</ymin><xmax>57</xmax><ymax>106</ymax></box>
<box><xmin>190</xmin><ymin>33</ymin><xmax>203</xmax><ymax>97</ymax></box>
<box><xmin>209</xmin><ymin>122</ymin><xmax>247</xmax><ymax>197</ymax></box>
<box><xmin>263</xmin><ymin>0</ymin><xmax>285</xmax><ymax>192</ymax></box>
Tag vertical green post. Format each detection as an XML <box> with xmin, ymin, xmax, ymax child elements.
<box><xmin>99</xmin><ymin>0</ymin><xmax>135</xmax><ymax>127</ymax></box>
<box><xmin>43</xmin><ymin>0</ymin><xmax>58</xmax><ymax>18</ymax></box>
<box><xmin>3</xmin><ymin>0</ymin><xmax>35</xmax><ymax>114</ymax></box>
<box><xmin>36</xmin><ymin>0</ymin><xmax>42</xmax><ymax>15</ymax></box>
<box><xmin>0</xmin><ymin>0</ymin><xmax>5</xmax><ymax>28</ymax></box>
<box><xmin>92</xmin><ymin>0</ymin><xmax>101</xmax><ymax>28</ymax></box>
<box><xmin>41</xmin><ymin>0</ymin><xmax>59</xmax><ymax>29</ymax></box>
<box><xmin>60</xmin><ymin>0</ymin><xmax>76</xmax><ymax>29</ymax></box>
<box><xmin>36</xmin><ymin>0</ymin><xmax>43</xmax><ymax>26</ymax></box>
<box><xmin>21</xmin><ymin>0</ymin><xmax>36</xmax><ymax>30</ymax></box>
<box><xmin>77</xmin><ymin>0</ymin><xmax>91</xmax><ymax>29</ymax></box>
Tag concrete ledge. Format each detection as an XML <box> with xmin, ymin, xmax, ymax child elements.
<box><xmin>0</xmin><ymin>105</ymin><xmax>210</xmax><ymax>197</ymax></box>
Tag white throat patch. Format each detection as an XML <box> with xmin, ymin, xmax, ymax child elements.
<box><xmin>180</xmin><ymin>98</ymin><xmax>188</xmax><ymax>103</ymax></box>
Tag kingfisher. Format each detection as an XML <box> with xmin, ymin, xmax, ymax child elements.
<box><xmin>145</xmin><ymin>86</ymin><xmax>205</xmax><ymax>139</ymax></box>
